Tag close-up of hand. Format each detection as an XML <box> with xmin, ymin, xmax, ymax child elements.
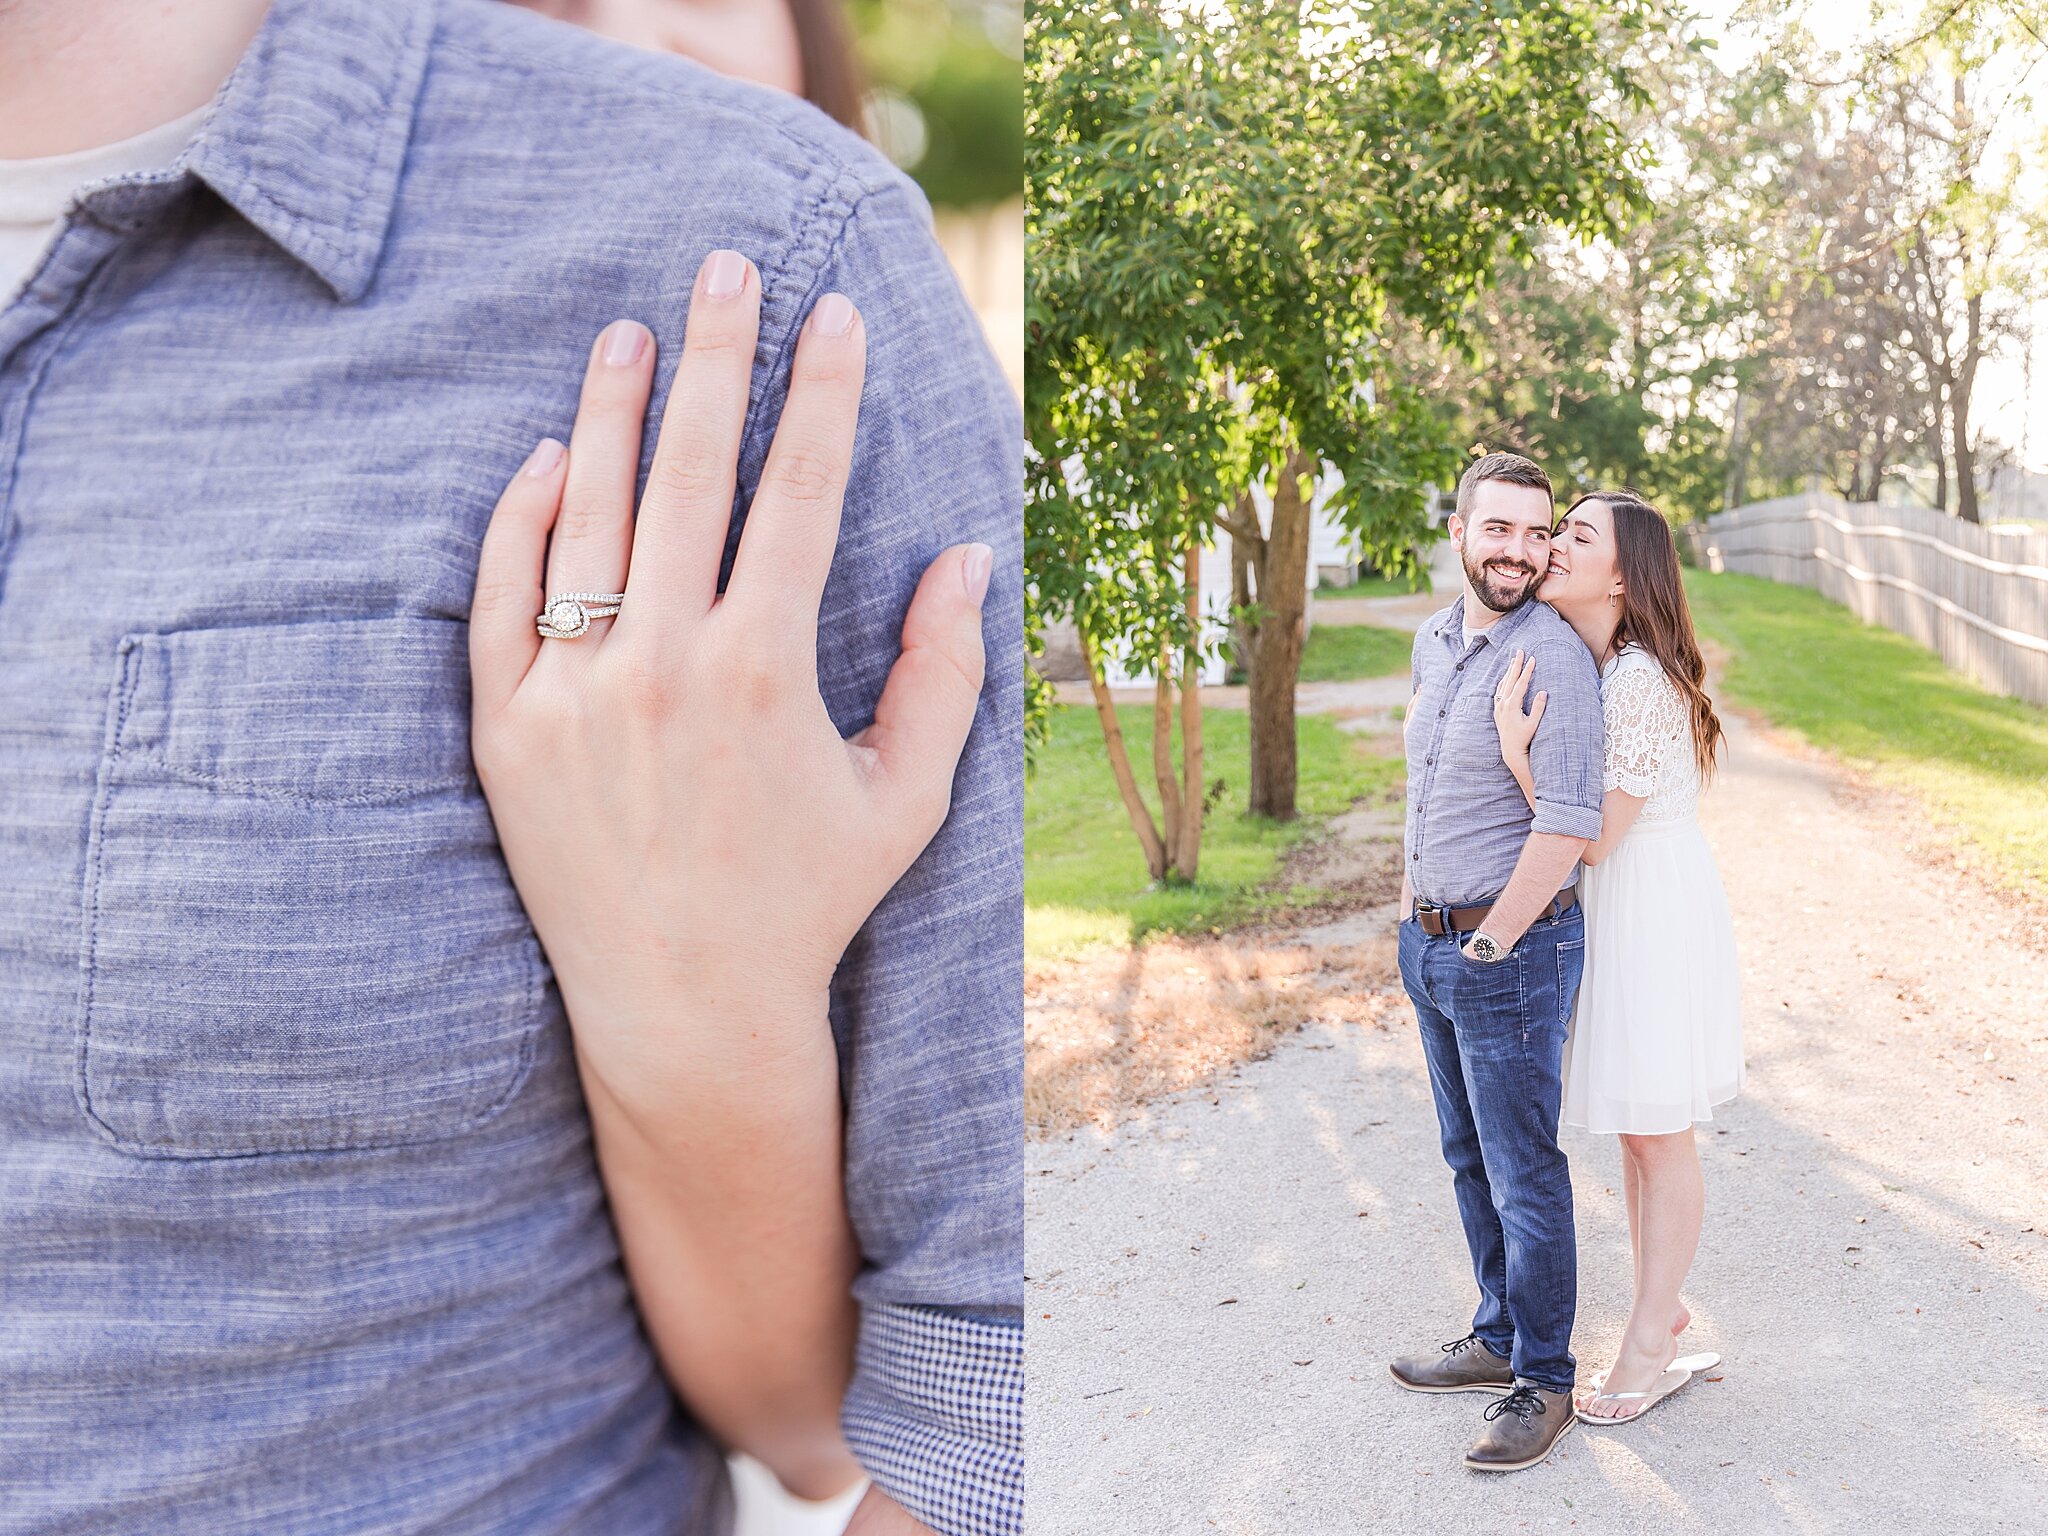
<box><xmin>466</xmin><ymin>248</ymin><xmax>988</xmax><ymax>1526</ymax></box>
<box><xmin>468</xmin><ymin>247</ymin><xmax>993</xmax><ymax>1128</ymax></box>
<box><xmin>1493</xmin><ymin>648</ymin><xmax>1546</xmax><ymax>763</ymax></box>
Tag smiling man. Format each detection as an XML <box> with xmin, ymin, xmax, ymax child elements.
<box><xmin>1385</xmin><ymin>451</ymin><xmax>1604</xmax><ymax>1474</ymax></box>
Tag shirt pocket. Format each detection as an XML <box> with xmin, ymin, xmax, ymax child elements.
<box><xmin>75</xmin><ymin>616</ymin><xmax>546</xmax><ymax>1159</ymax></box>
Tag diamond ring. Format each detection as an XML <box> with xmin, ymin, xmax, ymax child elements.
<box><xmin>536</xmin><ymin>591</ymin><xmax>625</xmax><ymax>639</ymax></box>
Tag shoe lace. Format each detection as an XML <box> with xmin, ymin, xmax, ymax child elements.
<box><xmin>1441</xmin><ymin>1333</ymin><xmax>1486</xmax><ymax>1357</ymax></box>
<box><xmin>1483</xmin><ymin>1384</ymin><xmax>1545</xmax><ymax>1425</ymax></box>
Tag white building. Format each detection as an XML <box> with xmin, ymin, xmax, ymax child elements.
<box><xmin>1035</xmin><ymin>470</ymin><xmax>1454</xmax><ymax>688</ymax></box>
<box><xmin>1095</xmin><ymin>462</ymin><xmax>1365</xmax><ymax>686</ymax></box>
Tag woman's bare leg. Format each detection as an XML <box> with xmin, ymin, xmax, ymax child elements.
<box><xmin>1583</xmin><ymin>1128</ymin><xmax>1703</xmax><ymax>1419</ymax></box>
<box><xmin>1620</xmin><ymin>1139</ymin><xmax>1689</xmax><ymax>1337</ymax></box>
<box><xmin>1621</xmin><ymin>1140</ymin><xmax>1643</xmax><ymax>1294</ymax></box>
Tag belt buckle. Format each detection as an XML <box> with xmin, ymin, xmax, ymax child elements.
<box><xmin>1415</xmin><ymin>900</ymin><xmax>1448</xmax><ymax>935</ymax></box>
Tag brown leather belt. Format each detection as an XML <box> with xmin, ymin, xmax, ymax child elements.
<box><xmin>1414</xmin><ymin>884</ymin><xmax>1578</xmax><ymax>937</ymax></box>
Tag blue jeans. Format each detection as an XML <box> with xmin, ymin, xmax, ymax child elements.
<box><xmin>1397</xmin><ymin>906</ymin><xmax>1586</xmax><ymax>1393</ymax></box>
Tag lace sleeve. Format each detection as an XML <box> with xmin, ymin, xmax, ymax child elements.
<box><xmin>1602</xmin><ymin>659</ymin><xmax>1687</xmax><ymax>797</ymax></box>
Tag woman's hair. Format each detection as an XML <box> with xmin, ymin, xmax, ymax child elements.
<box><xmin>1567</xmin><ymin>489</ymin><xmax>1725</xmax><ymax>781</ymax></box>
<box><xmin>786</xmin><ymin>0</ymin><xmax>868</xmax><ymax>132</ymax></box>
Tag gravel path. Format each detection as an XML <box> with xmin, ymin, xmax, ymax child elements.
<box><xmin>1025</xmin><ymin>706</ymin><xmax>2048</xmax><ymax>1533</ymax></box>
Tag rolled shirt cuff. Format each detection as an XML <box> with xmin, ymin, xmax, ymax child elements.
<box><xmin>1531</xmin><ymin>797</ymin><xmax>1603</xmax><ymax>842</ymax></box>
<box><xmin>841</xmin><ymin>1302</ymin><xmax>1023</xmax><ymax>1536</ymax></box>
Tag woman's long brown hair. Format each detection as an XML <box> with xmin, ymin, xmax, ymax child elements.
<box><xmin>785</xmin><ymin>0</ymin><xmax>868</xmax><ymax>132</ymax></box>
<box><xmin>1569</xmin><ymin>490</ymin><xmax>1725</xmax><ymax>782</ymax></box>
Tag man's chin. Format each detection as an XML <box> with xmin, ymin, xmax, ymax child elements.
<box><xmin>1475</xmin><ymin>574</ymin><xmax>1538</xmax><ymax>613</ymax></box>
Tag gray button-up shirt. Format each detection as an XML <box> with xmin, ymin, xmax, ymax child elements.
<box><xmin>1404</xmin><ymin>594</ymin><xmax>1604</xmax><ymax>907</ymax></box>
<box><xmin>0</xmin><ymin>2</ymin><xmax>1020</xmax><ymax>1531</ymax></box>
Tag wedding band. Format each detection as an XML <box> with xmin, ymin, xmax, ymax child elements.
<box><xmin>536</xmin><ymin>591</ymin><xmax>626</xmax><ymax>639</ymax></box>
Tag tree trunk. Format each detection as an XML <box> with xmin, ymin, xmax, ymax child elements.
<box><xmin>1722</xmin><ymin>388</ymin><xmax>1747</xmax><ymax>512</ymax></box>
<box><xmin>1840</xmin><ymin>444</ymin><xmax>1863</xmax><ymax>504</ymax></box>
<box><xmin>1953</xmin><ymin>287</ymin><xmax>1983</xmax><ymax>524</ymax></box>
<box><xmin>1247</xmin><ymin>448</ymin><xmax>1312</xmax><ymax>821</ymax></box>
<box><xmin>1948</xmin><ymin>75</ymin><xmax>1979</xmax><ymax>523</ymax></box>
<box><xmin>1081</xmin><ymin>623</ymin><xmax>1167</xmax><ymax>881</ymax></box>
<box><xmin>1177</xmin><ymin>538</ymin><xmax>1205</xmax><ymax>879</ymax></box>
<box><xmin>1865</xmin><ymin>426</ymin><xmax>1891</xmax><ymax>504</ymax></box>
<box><xmin>1226</xmin><ymin>490</ymin><xmax>1258</xmax><ymax>681</ymax></box>
<box><xmin>1932</xmin><ymin>413</ymin><xmax>1949</xmax><ymax>511</ymax></box>
<box><xmin>1151</xmin><ymin>647</ymin><xmax>1183</xmax><ymax>870</ymax></box>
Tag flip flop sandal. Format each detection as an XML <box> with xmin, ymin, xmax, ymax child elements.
<box><xmin>1577</xmin><ymin>1352</ymin><xmax>1720</xmax><ymax>1425</ymax></box>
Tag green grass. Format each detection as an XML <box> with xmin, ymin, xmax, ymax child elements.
<box><xmin>1332</xmin><ymin>570</ymin><xmax>1431</xmax><ymax>598</ymax></box>
<box><xmin>1025</xmin><ymin>702</ymin><xmax>1403</xmax><ymax>964</ymax></box>
<box><xmin>1298</xmin><ymin>622</ymin><xmax>1414</xmax><ymax>682</ymax></box>
<box><xmin>1686</xmin><ymin>569</ymin><xmax>2048</xmax><ymax>894</ymax></box>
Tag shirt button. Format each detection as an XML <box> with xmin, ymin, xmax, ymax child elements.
<box><xmin>1438</xmin><ymin>709</ymin><xmax>1446</xmax><ymax>717</ymax></box>
<box><xmin>1425</xmin><ymin>756</ymin><xmax>1433</xmax><ymax>764</ymax></box>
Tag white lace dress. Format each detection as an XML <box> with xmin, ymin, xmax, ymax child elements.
<box><xmin>1561</xmin><ymin>644</ymin><xmax>1745</xmax><ymax>1135</ymax></box>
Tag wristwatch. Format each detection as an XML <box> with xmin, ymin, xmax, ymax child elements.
<box><xmin>1464</xmin><ymin>930</ymin><xmax>1508</xmax><ymax>964</ymax></box>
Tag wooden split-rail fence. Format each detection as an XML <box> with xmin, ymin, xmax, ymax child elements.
<box><xmin>1686</xmin><ymin>492</ymin><xmax>2048</xmax><ymax>709</ymax></box>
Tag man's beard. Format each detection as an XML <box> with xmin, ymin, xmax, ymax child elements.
<box><xmin>1461</xmin><ymin>545</ymin><xmax>1541</xmax><ymax>613</ymax></box>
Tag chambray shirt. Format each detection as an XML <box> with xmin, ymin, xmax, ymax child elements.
<box><xmin>0</xmin><ymin>3</ymin><xmax>1021</xmax><ymax>1533</ymax></box>
<box><xmin>1404</xmin><ymin>595</ymin><xmax>1604</xmax><ymax>907</ymax></box>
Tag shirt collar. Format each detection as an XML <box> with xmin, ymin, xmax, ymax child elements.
<box><xmin>1434</xmin><ymin>590</ymin><xmax>1544</xmax><ymax>650</ymax></box>
<box><xmin>84</xmin><ymin>0</ymin><xmax>435</xmax><ymax>304</ymax></box>
<box><xmin>1432</xmin><ymin>595</ymin><xmax>1466</xmax><ymax>646</ymax></box>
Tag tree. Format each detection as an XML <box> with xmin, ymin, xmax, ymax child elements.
<box><xmin>1028</xmin><ymin>0</ymin><xmax>1651</xmax><ymax>873</ymax></box>
<box><xmin>1734</xmin><ymin>0</ymin><xmax>2048</xmax><ymax>518</ymax></box>
<box><xmin>1402</xmin><ymin>24</ymin><xmax>1852</xmax><ymax>523</ymax></box>
<box><xmin>1729</xmin><ymin>67</ymin><xmax>1938</xmax><ymax>506</ymax></box>
<box><xmin>1888</xmin><ymin>71</ymin><xmax>2026</xmax><ymax>523</ymax></box>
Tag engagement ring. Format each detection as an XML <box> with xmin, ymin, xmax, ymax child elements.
<box><xmin>536</xmin><ymin>591</ymin><xmax>625</xmax><ymax>639</ymax></box>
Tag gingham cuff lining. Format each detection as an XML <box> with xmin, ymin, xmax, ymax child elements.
<box><xmin>841</xmin><ymin>1302</ymin><xmax>1023</xmax><ymax>1536</ymax></box>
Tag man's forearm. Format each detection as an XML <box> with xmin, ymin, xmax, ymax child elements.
<box><xmin>1478</xmin><ymin>832</ymin><xmax>1587</xmax><ymax>949</ymax></box>
<box><xmin>574</xmin><ymin>1003</ymin><xmax>863</xmax><ymax>1500</ymax></box>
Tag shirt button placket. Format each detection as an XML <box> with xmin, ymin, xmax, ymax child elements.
<box><xmin>1415</xmin><ymin>626</ymin><xmax>1476</xmax><ymax>895</ymax></box>
<box><xmin>0</xmin><ymin>217</ymin><xmax>137</xmax><ymax>572</ymax></box>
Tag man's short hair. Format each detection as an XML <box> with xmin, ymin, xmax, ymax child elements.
<box><xmin>1455</xmin><ymin>451</ymin><xmax>1552</xmax><ymax>520</ymax></box>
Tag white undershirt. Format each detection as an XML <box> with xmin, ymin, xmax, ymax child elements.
<box><xmin>0</xmin><ymin>103</ymin><xmax>211</xmax><ymax>309</ymax></box>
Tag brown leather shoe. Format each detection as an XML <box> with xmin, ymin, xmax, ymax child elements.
<box><xmin>1463</xmin><ymin>1382</ymin><xmax>1576</xmax><ymax>1471</ymax></box>
<box><xmin>1388</xmin><ymin>1332</ymin><xmax>1515</xmax><ymax>1395</ymax></box>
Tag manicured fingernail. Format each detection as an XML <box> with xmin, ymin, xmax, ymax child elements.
<box><xmin>809</xmin><ymin>293</ymin><xmax>856</xmax><ymax>337</ymax></box>
<box><xmin>601</xmin><ymin>319</ymin><xmax>648</xmax><ymax>366</ymax></box>
<box><xmin>523</xmin><ymin>437</ymin><xmax>565</xmax><ymax>477</ymax></box>
<box><xmin>703</xmin><ymin>249</ymin><xmax>749</xmax><ymax>298</ymax></box>
<box><xmin>962</xmin><ymin>543</ymin><xmax>993</xmax><ymax>606</ymax></box>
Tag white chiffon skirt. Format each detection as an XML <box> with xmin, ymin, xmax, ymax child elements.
<box><xmin>1562</xmin><ymin>815</ymin><xmax>1745</xmax><ymax>1135</ymax></box>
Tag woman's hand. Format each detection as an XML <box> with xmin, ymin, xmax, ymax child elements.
<box><xmin>467</xmin><ymin>247</ymin><xmax>991</xmax><ymax>1132</ymax></box>
<box><xmin>464</xmin><ymin>247</ymin><xmax>992</xmax><ymax>1499</ymax></box>
<box><xmin>1493</xmin><ymin>649</ymin><xmax>1546</xmax><ymax>763</ymax></box>
<box><xmin>1493</xmin><ymin>649</ymin><xmax>1544</xmax><ymax>816</ymax></box>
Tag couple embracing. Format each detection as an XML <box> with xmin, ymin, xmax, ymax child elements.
<box><xmin>1386</xmin><ymin>451</ymin><xmax>1745</xmax><ymax>1472</ymax></box>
